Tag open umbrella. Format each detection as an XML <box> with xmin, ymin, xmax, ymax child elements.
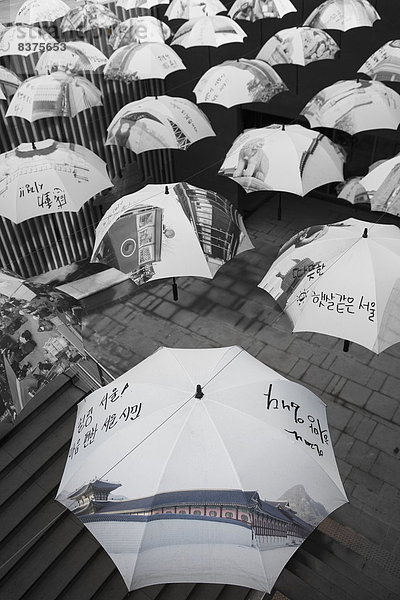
<box><xmin>0</xmin><ymin>139</ymin><xmax>112</xmax><ymax>223</ymax></box>
<box><xmin>0</xmin><ymin>66</ymin><xmax>22</xmax><ymax>100</ymax></box>
<box><xmin>90</xmin><ymin>182</ymin><xmax>252</xmax><ymax>286</ymax></box>
<box><xmin>258</xmin><ymin>217</ymin><xmax>400</xmax><ymax>353</ymax></box>
<box><xmin>116</xmin><ymin>0</ymin><xmax>169</xmax><ymax>9</ymax></box>
<box><xmin>193</xmin><ymin>58</ymin><xmax>287</xmax><ymax>107</ymax></box>
<box><xmin>104</xmin><ymin>42</ymin><xmax>185</xmax><ymax>81</ymax></box>
<box><xmin>15</xmin><ymin>0</ymin><xmax>70</xmax><ymax>24</ymax></box>
<box><xmin>300</xmin><ymin>79</ymin><xmax>400</xmax><ymax>134</ymax></box>
<box><xmin>171</xmin><ymin>15</ymin><xmax>246</xmax><ymax>48</ymax></box>
<box><xmin>336</xmin><ymin>177</ymin><xmax>369</xmax><ymax>204</ymax></box>
<box><xmin>358</xmin><ymin>154</ymin><xmax>400</xmax><ymax>217</ymax></box>
<box><xmin>6</xmin><ymin>71</ymin><xmax>102</xmax><ymax>121</ymax></box>
<box><xmin>219</xmin><ymin>124</ymin><xmax>345</xmax><ymax>194</ymax></box>
<box><xmin>165</xmin><ymin>0</ymin><xmax>226</xmax><ymax>21</ymax></box>
<box><xmin>109</xmin><ymin>17</ymin><xmax>172</xmax><ymax>48</ymax></box>
<box><xmin>35</xmin><ymin>41</ymin><xmax>108</xmax><ymax>74</ymax></box>
<box><xmin>0</xmin><ymin>24</ymin><xmax>56</xmax><ymax>57</ymax></box>
<box><xmin>257</xmin><ymin>27</ymin><xmax>339</xmax><ymax>66</ymax></box>
<box><xmin>61</xmin><ymin>1</ymin><xmax>120</xmax><ymax>32</ymax></box>
<box><xmin>56</xmin><ymin>344</ymin><xmax>347</xmax><ymax>592</ymax></box>
<box><xmin>0</xmin><ymin>270</ymin><xmax>36</xmax><ymax>302</ymax></box>
<box><xmin>106</xmin><ymin>96</ymin><xmax>215</xmax><ymax>152</ymax></box>
<box><xmin>228</xmin><ymin>0</ymin><xmax>296</xmax><ymax>22</ymax></box>
<box><xmin>358</xmin><ymin>40</ymin><xmax>400</xmax><ymax>82</ymax></box>
<box><xmin>303</xmin><ymin>0</ymin><xmax>380</xmax><ymax>31</ymax></box>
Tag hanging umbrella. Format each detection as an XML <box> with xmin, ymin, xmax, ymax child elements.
<box><xmin>171</xmin><ymin>15</ymin><xmax>246</xmax><ymax>48</ymax></box>
<box><xmin>257</xmin><ymin>27</ymin><xmax>339</xmax><ymax>66</ymax></box>
<box><xmin>109</xmin><ymin>17</ymin><xmax>171</xmax><ymax>49</ymax></box>
<box><xmin>0</xmin><ymin>139</ymin><xmax>112</xmax><ymax>223</ymax></box>
<box><xmin>165</xmin><ymin>0</ymin><xmax>226</xmax><ymax>21</ymax></box>
<box><xmin>90</xmin><ymin>182</ymin><xmax>252</xmax><ymax>284</ymax></box>
<box><xmin>219</xmin><ymin>124</ymin><xmax>345</xmax><ymax>194</ymax></box>
<box><xmin>35</xmin><ymin>41</ymin><xmax>108</xmax><ymax>74</ymax></box>
<box><xmin>15</xmin><ymin>0</ymin><xmax>70</xmax><ymax>24</ymax></box>
<box><xmin>106</xmin><ymin>96</ymin><xmax>215</xmax><ymax>153</ymax></box>
<box><xmin>0</xmin><ymin>66</ymin><xmax>22</xmax><ymax>100</ymax></box>
<box><xmin>56</xmin><ymin>344</ymin><xmax>347</xmax><ymax>592</ymax></box>
<box><xmin>358</xmin><ymin>40</ymin><xmax>400</xmax><ymax>82</ymax></box>
<box><xmin>358</xmin><ymin>154</ymin><xmax>400</xmax><ymax>217</ymax></box>
<box><xmin>0</xmin><ymin>270</ymin><xmax>37</xmax><ymax>302</ymax></box>
<box><xmin>300</xmin><ymin>79</ymin><xmax>400</xmax><ymax>134</ymax></box>
<box><xmin>193</xmin><ymin>58</ymin><xmax>287</xmax><ymax>107</ymax></box>
<box><xmin>228</xmin><ymin>0</ymin><xmax>296</xmax><ymax>22</ymax></box>
<box><xmin>258</xmin><ymin>217</ymin><xmax>400</xmax><ymax>353</ymax></box>
<box><xmin>104</xmin><ymin>42</ymin><xmax>185</xmax><ymax>81</ymax></box>
<box><xmin>0</xmin><ymin>24</ymin><xmax>56</xmax><ymax>57</ymax></box>
<box><xmin>6</xmin><ymin>71</ymin><xmax>102</xmax><ymax>121</ymax></box>
<box><xmin>117</xmin><ymin>0</ymin><xmax>169</xmax><ymax>9</ymax></box>
<box><xmin>336</xmin><ymin>177</ymin><xmax>369</xmax><ymax>204</ymax></box>
<box><xmin>303</xmin><ymin>0</ymin><xmax>380</xmax><ymax>31</ymax></box>
<box><xmin>61</xmin><ymin>2</ymin><xmax>120</xmax><ymax>32</ymax></box>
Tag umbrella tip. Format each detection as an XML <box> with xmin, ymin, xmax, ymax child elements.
<box><xmin>282</xmin><ymin>124</ymin><xmax>285</xmax><ymax>131</ymax></box>
<box><xmin>363</xmin><ymin>227</ymin><xmax>368</xmax><ymax>238</ymax></box>
<box><xmin>32</xmin><ymin>141</ymin><xmax>36</xmax><ymax>150</ymax></box>
<box><xmin>165</xmin><ymin>185</ymin><xmax>169</xmax><ymax>194</ymax></box>
<box><xmin>195</xmin><ymin>384</ymin><xmax>204</xmax><ymax>399</ymax></box>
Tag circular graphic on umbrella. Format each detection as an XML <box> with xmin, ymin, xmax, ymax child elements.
<box><xmin>228</xmin><ymin>0</ymin><xmax>296</xmax><ymax>22</ymax></box>
<box><xmin>35</xmin><ymin>41</ymin><xmax>108</xmax><ymax>74</ymax></box>
<box><xmin>109</xmin><ymin>16</ymin><xmax>172</xmax><ymax>49</ymax></box>
<box><xmin>0</xmin><ymin>24</ymin><xmax>56</xmax><ymax>57</ymax></box>
<box><xmin>56</xmin><ymin>344</ymin><xmax>347</xmax><ymax>592</ymax></box>
<box><xmin>300</xmin><ymin>79</ymin><xmax>400</xmax><ymax>134</ymax></box>
<box><xmin>61</xmin><ymin>2</ymin><xmax>120</xmax><ymax>32</ymax></box>
<box><xmin>104</xmin><ymin>42</ymin><xmax>186</xmax><ymax>81</ymax></box>
<box><xmin>257</xmin><ymin>27</ymin><xmax>339</xmax><ymax>66</ymax></box>
<box><xmin>165</xmin><ymin>0</ymin><xmax>226</xmax><ymax>21</ymax></box>
<box><xmin>15</xmin><ymin>0</ymin><xmax>70</xmax><ymax>24</ymax></box>
<box><xmin>194</xmin><ymin>58</ymin><xmax>288</xmax><ymax>107</ymax></box>
<box><xmin>171</xmin><ymin>15</ymin><xmax>246</xmax><ymax>48</ymax></box>
<box><xmin>358</xmin><ymin>40</ymin><xmax>400</xmax><ymax>82</ymax></box>
<box><xmin>303</xmin><ymin>0</ymin><xmax>380</xmax><ymax>31</ymax></box>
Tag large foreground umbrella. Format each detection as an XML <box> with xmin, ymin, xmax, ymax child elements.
<box><xmin>0</xmin><ymin>25</ymin><xmax>56</xmax><ymax>57</ymax></box>
<box><xmin>257</xmin><ymin>27</ymin><xmax>339</xmax><ymax>66</ymax></box>
<box><xmin>0</xmin><ymin>139</ymin><xmax>112</xmax><ymax>223</ymax></box>
<box><xmin>35</xmin><ymin>41</ymin><xmax>108</xmax><ymax>74</ymax></box>
<box><xmin>15</xmin><ymin>0</ymin><xmax>70</xmax><ymax>24</ymax></box>
<box><xmin>303</xmin><ymin>0</ymin><xmax>380</xmax><ymax>31</ymax></box>
<box><xmin>219</xmin><ymin>124</ymin><xmax>345</xmax><ymax>194</ymax></box>
<box><xmin>171</xmin><ymin>15</ymin><xmax>246</xmax><ymax>48</ymax></box>
<box><xmin>228</xmin><ymin>0</ymin><xmax>296</xmax><ymax>22</ymax></box>
<box><xmin>109</xmin><ymin>17</ymin><xmax>172</xmax><ymax>48</ymax></box>
<box><xmin>106</xmin><ymin>96</ymin><xmax>215</xmax><ymax>152</ymax></box>
<box><xmin>193</xmin><ymin>59</ymin><xmax>287</xmax><ymax>107</ymax></box>
<box><xmin>6</xmin><ymin>71</ymin><xmax>102</xmax><ymax>121</ymax></box>
<box><xmin>104</xmin><ymin>42</ymin><xmax>185</xmax><ymax>81</ymax></box>
<box><xmin>258</xmin><ymin>218</ymin><xmax>400</xmax><ymax>353</ymax></box>
<box><xmin>358</xmin><ymin>40</ymin><xmax>400</xmax><ymax>82</ymax></box>
<box><xmin>56</xmin><ymin>345</ymin><xmax>347</xmax><ymax>592</ymax></box>
<box><xmin>301</xmin><ymin>79</ymin><xmax>400</xmax><ymax>134</ymax></box>
<box><xmin>90</xmin><ymin>182</ymin><xmax>252</xmax><ymax>285</ymax></box>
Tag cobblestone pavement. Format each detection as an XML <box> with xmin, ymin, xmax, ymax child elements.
<box><xmin>81</xmin><ymin>192</ymin><xmax>400</xmax><ymax>565</ymax></box>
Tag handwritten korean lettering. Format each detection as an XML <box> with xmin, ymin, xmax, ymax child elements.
<box><xmin>77</xmin><ymin>407</ymin><xmax>93</xmax><ymax>434</ymax></box>
<box><xmin>102</xmin><ymin>413</ymin><xmax>118</xmax><ymax>432</ymax></box>
<box><xmin>119</xmin><ymin>403</ymin><xmax>142</xmax><ymax>422</ymax></box>
<box><xmin>68</xmin><ymin>438</ymin><xmax>80</xmax><ymax>459</ymax></box>
<box><xmin>264</xmin><ymin>384</ymin><xmax>304</xmax><ymax>423</ymax></box>
<box><xmin>100</xmin><ymin>382</ymin><xmax>129</xmax><ymax>410</ymax></box>
<box><xmin>285</xmin><ymin>429</ymin><xmax>323</xmax><ymax>456</ymax></box>
<box><xmin>83</xmin><ymin>425</ymin><xmax>98</xmax><ymax>448</ymax></box>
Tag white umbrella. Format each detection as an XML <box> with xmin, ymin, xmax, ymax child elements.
<box><xmin>337</xmin><ymin>177</ymin><xmax>369</xmax><ymax>204</ymax></box>
<box><xmin>0</xmin><ymin>270</ymin><xmax>36</xmax><ymax>301</ymax></box>
<box><xmin>109</xmin><ymin>17</ymin><xmax>172</xmax><ymax>49</ymax></box>
<box><xmin>171</xmin><ymin>15</ymin><xmax>246</xmax><ymax>48</ymax></box>
<box><xmin>0</xmin><ymin>25</ymin><xmax>56</xmax><ymax>57</ymax></box>
<box><xmin>61</xmin><ymin>2</ymin><xmax>120</xmax><ymax>32</ymax></box>
<box><xmin>35</xmin><ymin>41</ymin><xmax>107</xmax><ymax>74</ymax></box>
<box><xmin>303</xmin><ymin>0</ymin><xmax>380</xmax><ymax>31</ymax></box>
<box><xmin>165</xmin><ymin>0</ymin><xmax>226</xmax><ymax>21</ymax></box>
<box><xmin>0</xmin><ymin>66</ymin><xmax>22</xmax><ymax>100</ymax></box>
<box><xmin>106</xmin><ymin>96</ymin><xmax>215</xmax><ymax>152</ymax></box>
<box><xmin>219</xmin><ymin>124</ymin><xmax>345</xmax><ymax>194</ymax></box>
<box><xmin>6</xmin><ymin>71</ymin><xmax>102</xmax><ymax>121</ymax></box>
<box><xmin>15</xmin><ymin>0</ymin><xmax>70</xmax><ymax>24</ymax></box>
<box><xmin>258</xmin><ymin>217</ymin><xmax>400</xmax><ymax>353</ymax></box>
<box><xmin>90</xmin><ymin>182</ymin><xmax>252</xmax><ymax>283</ymax></box>
<box><xmin>104</xmin><ymin>42</ymin><xmax>185</xmax><ymax>81</ymax></box>
<box><xmin>193</xmin><ymin>58</ymin><xmax>287</xmax><ymax>107</ymax></box>
<box><xmin>257</xmin><ymin>27</ymin><xmax>339</xmax><ymax>66</ymax></box>
<box><xmin>359</xmin><ymin>154</ymin><xmax>400</xmax><ymax>217</ymax></box>
<box><xmin>358</xmin><ymin>40</ymin><xmax>400</xmax><ymax>82</ymax></box>
<box><xmin>0</xmin><ymin>139</ymin><xmax>113</xmax><ymax>223</ymax></box>
<box><xmin>301</xmin><ymin>79</ymin><xmax>400</xmax><ymax>135</ymax></box>
<box><xmin>56</xmin><ymin>345</ymin><xmax>347</xmax><ymax>592</ymax></box>
<box><xmin>117</xmin><ymin>0</ymin><xmax>169</xmax><ymax>8</ymax></box>
<box><xmin>228</xmin><ymin>0</ymin><xmax>296</xmax><ymax>22</ymax></box>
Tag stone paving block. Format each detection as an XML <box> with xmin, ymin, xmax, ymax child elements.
<box><xmin>339</xmin><ymin>380</ymin><xmax>372</xmax><ymax>408</ymax></box>
<box><xmin>366</xmin><ymin>369</ymin><xmax>387</xmax><ymax>392</ymax></box>
<box><xmin>153</xmin><ymin>301</ymin><xmax>179</xmax><ymax>320</ymax></box>
<box><xmin>330</xmin><ymin>356</ymin><xmax>372</xmax><ymax>385</ymax></box>
<box><xmin>381</xmin><ymin>375</ymin><xmax>400</xmax><ymax>399</ymax></box>
<box><xmin>308</xmin><ymin>349</ymin><xmax>330</xmax><ymax>368</ymax></box>
<box><xmin>370</xmin><ymin>354</ymin><xmax>400</xmax><ymax>379</ymax></box>
<box><xmin>236</xmin><ymin>299</ymin><xmax>266</xmax><ymax>319</ymax></box>
<box><xmin>330</xmin><ymin>431</ymin><xmax>354</xmax><ymax>460</ymax></box>
<box><xmin>255</xmin><ymin>326</ymin><xmax>293</xmax><ymax>351</ymax></box>
<box><xmin>256</xmin><ymin>345</ymin><xmax>298</xmax><ymax>375</ymax></box>
<box><xmin>365</xmin><ymin>391</ymin><xmax>398</xmax><ymax>421</ymax></box>
<box><xmin>347</xmin><ymin>463</ymin><xmax>382</xmax><ymax>494</ymax></box>
<box><xmin>207</xmin><ymin>305</ymin><xmax>242</xmax><ymax>327</ymax></box>
<box><xmin>170</xmin><ymin>308</ymin><xmax>198</xmax><ymax>329</ymax></box>
<box><xmin>370</xmin><ymin>452</ymin><xmax>400</xmax><ymax>489</ymax></box>
<box><xmin>235</xmin><ymin>317</ymin><xmax>264</xmax><ymax>336</ymax></box>
<box><xmin>345</xmin><ymin>413</ymin><xmax>377</xmax><ymax>443</ymax></box>
<box><xmin>393</xmin><ymin>406</ymin><xmax>400</xmax><ymax>427</ymax></box>
<box><xmin>302</xmin><ymin>365</ymin><xmax>334</xmax><ymax>392</ymax></box>
<box><xmin>289</xmin><ymin>358</ymin><xmax>309</xmax><ymax>381</ymax></box>
<box><xmin>336</xmin><ymin>457</ymin><xmax>352</xmax><ymax>481</ymax></box>
<box><xmin>286</xmin><ymin>338</ymin><xmax>314</xmax><ymax>361</ymax></box>
<box><xmin>369</xmin><ymin>424</ymin><xmax>400</xmax><ymax>456</ymax></box>
<box><xmin>325</xmin><ymin>375</ymin><xmax>347</xmax><ymax>397</ymax></box>
<box><xmin>206</xmin><ymin>287</ymin><xmax>237</xmax><ymax>308</ymax></box>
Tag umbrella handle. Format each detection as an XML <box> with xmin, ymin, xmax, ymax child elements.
<box><xmin>343</xmin><ymin>339</ymin><xmax>350</xmax><ymax>352</ymax></box>
<box><xmin>172</xmin><ymin>277</ymin><xmax>178</xmax><ymax>301</ymax></box>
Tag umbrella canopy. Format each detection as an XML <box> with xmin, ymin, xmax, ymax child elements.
<box><xmin>0</xmin><ymin>24</ymin><xmax>56</xmax><ymax>57</ymax></box>
<box><xmin>358</xmin><ymin>40</ymin><xmax>400</xmax><ymax>82</ymax></box>
<box><xmin>258</xmin><ymin>217</ymin><xmax>400</xmax><ymax>353</ymax></box>
<box><xmin>104</xmin><ymin>42</ymin><xmax>185</xmax><ymax>81</ymax></box>
<box><xmin>257</xmin><ymin>27</ymin><xmax>339</xmax><ymax>66</ymax></box>
<box><xmin>90</xmin><ymin>182</ymin><xmax>252</xmax><ymax>282</ymax></box>
<box><xmin>15</xmin><ymin>0</ymin><xmax>70</xmax><ymax>24</ymax></box>
<box><xmin>171</xmin><ymin>15</ymin><xmax>246</xmax><ymax>48</ymax></box>
<box><xmin>6</xmin><ymin>71</ymin><xmax>102</xmax><ymax>121</ymax></box>
<box><xmin>300</xmin><ymin>79</ymin><xmax>400</xmax><ymax>135</ymax></box>
<box><xmin>0</xmin><ymin>139</ymin><xmax>112</xmax><ymax>223</ymax></box>
<box><xmin>106</xmin><ymin>96</ymin><xmax>215</xmax><ymax>152</ymax></box>
<box><xmin>303</xmin><ymin>0</ymin><xmax>380</xmax><ymax>31</ymax></box>
<box><xmin>117</xmin><ymin>0</ymin><xmax>169</xmax><ymax>8</ymax></box>
<box><xmin>359</xmin><ymin>154</ymin><xmax>400</xmax><ymax>217</ymax></box>
<box><xmin>109</xmin><ymin>17</ymin><xmax>172</xmax><ymax>48</ymax></box>
<box><xmin>35</xmin><ymin>41</ymin><xmax>108</xmax><ymax>74</ymax></box>
<box><xmin>61</xmin><ymin>2</ymin><xmax>120</xmax><ymax>32</ymax></box>
<box><xmin>228</xmin><ymin>0</ymin><xmax>296</xmax><ymax>22</ymax></box>
<box><xmin>56</xmin><ymin>344</ymin><xmax>347</xmax><ymax>592</ymax></box>
<box><xmin>0</xmin><ymin>270</ymin><xmax>36</xmax><ymax>302</ymax></box>
<box><xmin>193</xmin><ymin>58</ymin><xmax>287</xmax><ymax>107</ymax></box>
<box><xmin>337</xmin><ymin>177</ymin><xmax>369</xmax><ymax>204</ymax></box>
<box><xmin>0</xmin><ymin>66</ymin><xmax>22</xmax><ymax>100</ymax></box>
<box><xmin>219</xmin><ymin>124</ymin><xmax>345</xmax><ymax>194</ymax></box>
<box><xmin>165</xmin><ymin>0</ymin><xmax>226</xmax><ymax>21</ymax></box>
